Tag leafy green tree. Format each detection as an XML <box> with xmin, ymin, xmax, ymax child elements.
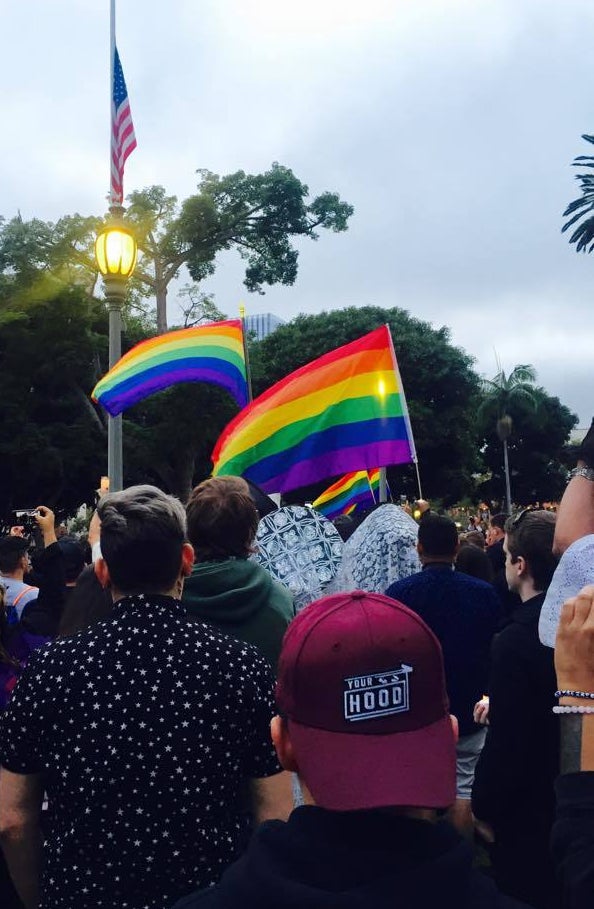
<box><xmin>478</xmin><ymin>387</ymin><xmax>577</xmax><ymax>506</ymax></box>
<box><xmin>0</xmin><ymin>285</ymin><xmax>109</xmax><ymax>516</ymax></box>
<box><xmin>562</xmin><ymin>134</ymin><xmax>594</xmax><ymax>252</ymax></box>
<box><xmin>126</xmin><ymin>166</ymin><xmax>353</xmax><ymax>332</ymax></box>
<box><xmin>251</xmin><ymin>307</ymin><xmax>483</xmax><ymax>504</ymax></box>
<box><xmin>478</xmin><ymin>364</ymin><xmax>537</xmax><ymax>512</ymax></box>
<box><xmin>0</xmin><ymin>212</ymin><xmax>101</xmax><ymax>296</ymax></box>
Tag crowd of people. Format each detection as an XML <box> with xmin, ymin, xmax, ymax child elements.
<box><xmin>0</xmin><ymin>442</ymin><xmax>594</xmax><ymax>908</ymax></box>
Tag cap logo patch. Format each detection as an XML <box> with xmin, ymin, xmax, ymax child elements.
<box><xmin>343</xmin><ymin>665</ymin><xmax>413</xmax><ymax>722</ymax></box>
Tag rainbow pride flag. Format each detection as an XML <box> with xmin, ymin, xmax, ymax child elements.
<box><xmin>212</xmin><ymin>325</ymin><xmax>416</xmax><ymax>493</ymax></box>
<box><xmin>92</xmin><ymin>320</ymin><xmax>248</xmax><ymax>416</ymax></box>
<box><xmin>313</xmin><ymin>469</ymin><xmax>381</xmax><ymax>520</ymax></box>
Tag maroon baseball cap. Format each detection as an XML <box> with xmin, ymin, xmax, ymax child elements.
<box><xmin>276</xmin><ymin>590</ymin><xmax>456</xmax><ymax>811</ymax></box>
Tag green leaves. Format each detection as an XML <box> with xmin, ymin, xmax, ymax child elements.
<box><xmin>562</xmin><ymin>136</ymin><xmax>594</xmax><ymax>252</ymax></box>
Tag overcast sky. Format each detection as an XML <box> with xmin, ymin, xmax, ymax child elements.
<box><xmin>4</xmin><ymin>0</ymin><xmax>594</xmax><ymax>425</ymax></box>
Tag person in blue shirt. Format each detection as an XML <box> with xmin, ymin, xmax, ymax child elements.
<box><xmin>386</xmin><ymin>513</ymin><xmax>500</xmax><ymax>835</ymax></box>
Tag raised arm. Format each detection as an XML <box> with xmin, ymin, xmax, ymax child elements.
<box><xmin>552</xmin><ymin>585</ymin><xmax>594</xmax><ymax>908</ymax></box>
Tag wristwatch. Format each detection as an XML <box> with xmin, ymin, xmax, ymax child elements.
<box><xmin>569</xmin><ymin>466</ymin><xmax>594</xmax><ymax>482</ymax></box>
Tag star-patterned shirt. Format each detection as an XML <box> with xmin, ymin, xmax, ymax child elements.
<box><xmin>0</xmin><ymin>594</ymin><xmax>281</xmax><ymax>909</ymax></box>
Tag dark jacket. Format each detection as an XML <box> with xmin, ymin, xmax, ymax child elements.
<box><xmin>472</xmin><ymin>594</ymin><xmax>560</xmax><ymax>909</ymax></box>
<box><xmin>472</xmin><ymin>593</ymin><xmax>559</xmax><ymax>831</ymax></box>
<box><xmin>386</xmin><ymin>565</ymin><xmax>501</xmax><ymax>735</ymax></box>
<box><xmin>182</xmin><ymin>559</ymin><xmax>294</xmax><ymax>670</ymax></box>
<box><xmin>173</xmin><ymin>806</ymin><xmax>529</xmax><ymax>909</ymax></box>
<box><xmin>553</xmin><ymin>772</ymin><xmax>594</xmax><ymax>909</ymax></box>
<box><xmin>21</xmin><ymin>541</ymin><xmax>67</xmax><ymax>636</ymax></box>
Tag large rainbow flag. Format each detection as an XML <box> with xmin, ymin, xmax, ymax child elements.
<box><xmin>212</xmin><ymin>325</ymin><xmax>416</xmax><ymax>493</ymax></box>
<box><xmin>312</xmin><ymin>468</ymin><xmax>380</xmax><ymax>520</ymax></box>
<box><xmin>92</xmin><ymin>320</ymin><xmax>248</xmax><ymax>416</ymax></box>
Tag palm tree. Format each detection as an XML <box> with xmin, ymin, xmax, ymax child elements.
<box><xmin>479</xmin><ymin>363</ymin><xmax>537</xmax><ymax>513</ymax></box>
<box><xmin>562</xmin><ymin>134</ymin><xmax>594</xmax><ymax>251</ymax></box>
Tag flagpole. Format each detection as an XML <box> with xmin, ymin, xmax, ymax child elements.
<box><xmin>107</xmin><ymin>0</ymin><xmax>123</xmax><ymax>491</ymax></box>
<box><xmin>238</xmin><ymin>303</ymin><xmax>253</xmax><ymax>403</ymax></box>
<box><xmin>384</xmin><ymin>323</ymin><xmax>424</xmax><ymax>502</ymax></box>
<box><xmin>379</xmin><ymin>467</ymin><xmax>387</xmax><ymax>504</ymax></box>
<box><xmin>110</xmin><ymin>0</ymin><xmax>116</xmax><ymax>206</ymax></box>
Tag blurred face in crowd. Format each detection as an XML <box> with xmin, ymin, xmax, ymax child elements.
<box><xmin>486</xmin><ymin>524</ymin><xmax>504</xmax><ymax>546</ymax></box>
<box><xmin>503</xmin><ymin>534</ymin><xmax>522</xmax><ymax>594</ymax></box>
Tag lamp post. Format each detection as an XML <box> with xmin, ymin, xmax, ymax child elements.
<box><xmin>95</xmin><ymin>205</ymin><xmax>137</xmax><ymax>492</ymax></box>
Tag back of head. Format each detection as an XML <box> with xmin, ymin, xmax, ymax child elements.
<box><xmin>97</xmin><ymin>485</ymin><xmax>186</xmax><ymax>594</ymax></box>
<box><xmin>417</xmin><ymin>514</ymin><xmax>458</xmax><ymax>560</ymax></box>
<box><xmin>490</xmin><ymin>513</ymin><xmax>508</xmax><ymax>531</ymax></box>
<box><xmin>464</xmin><ymin>530</ymin><xmax>486</xmax><ymax>551</ymax></box>
<box><xmin>186</xmin><ymin>476</ymin><xmax>258</xmax><ymax>562</ymax></box>
<box><xmin>0</xmin><ymin>536</ymin><xmax>29</xmax><ymax>575</ymax></box>
<box><xmin>504</xmin><ymin>509</ymin><xmax>558</xmax><ymax>591</ymax></box>
<box><xmin>276</xmin><ymin>590</ymin><xmax>456</xmax><ymax>811</ymax></box>
<box><xmin>58</xmin><ymin>565</ymin><xmax>113</xmax><ymax>637</ymax></box>
<box><xmin>58</xmin><ymin>537</ymin><xmax>87</xmax><ymax>584</ymax></box>
<box><xmin>455</xmin><ymin>545</ymin><xmax>494</xmax><ymax>584</ymax></box>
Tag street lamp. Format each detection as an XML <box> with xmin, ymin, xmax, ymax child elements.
<box><xmin>95</xmin><ymin>205</ymin><xmax>137</xmax><ymax>492</ymax></box>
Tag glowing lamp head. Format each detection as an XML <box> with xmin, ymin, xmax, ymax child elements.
<box><xmin>95</xmin><ymin>225</ymin><xmax>137</xmax><ymax>279</ymax></box>
<box><xmin>377</xmin><ymin>378</ymin><xmax>387</xmax><ymax>400</ymax></box>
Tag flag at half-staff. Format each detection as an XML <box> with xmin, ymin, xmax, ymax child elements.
<box><xmin>312</xmin><ymin>469</ymin><xmax>381</xmax><ymax>520</ymax></box>
<box><xmin>110</xmin><ymin>45</ymin><xmax>137</xmax><ymax>204</ymax></box>
<box><xmin>212</xmin><ymin>325</ymin><xmax>417</xmax><ymax>493</ymax></box>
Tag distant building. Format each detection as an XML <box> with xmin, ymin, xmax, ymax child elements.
<box><xmin>244</xmin><ymin>312</ymin><xmax>285</xmax><ymax>341</ymax></box>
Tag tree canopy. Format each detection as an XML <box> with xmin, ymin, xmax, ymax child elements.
<box><xmin>478</xmin><ymin>386</ymin><xmax>577</xmax><ymax>506</ymax></box>
<box><xmin>0</xmin><ymin>164</ymin><xmax>354</xmax><ymax>334</ymax></box>
<box><xmin>126</xmin><ymin>165</ymin><xmax>353</xmax><ymax>331</ymax></box>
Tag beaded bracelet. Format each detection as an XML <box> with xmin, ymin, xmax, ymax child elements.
<box><xmin>555</xmin><ymin>690</ymin><xmax>594</xmax><ymax>700</ymax></box>
<box><xmin>553</xmin><ymin>705</ymin><xmax>594</xmax><ymax>714</ymax></box>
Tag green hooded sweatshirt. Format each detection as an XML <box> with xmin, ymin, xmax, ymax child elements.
<box><xmin>182</xmin><ymin>559</ymin><xmax>294</xmax><ymax>672</ymax></box>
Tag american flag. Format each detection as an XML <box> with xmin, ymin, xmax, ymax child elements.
<box><xmin>111</xmin><ymin>46</ymin><xmax>137</xmax><ymax>204</ymax></box>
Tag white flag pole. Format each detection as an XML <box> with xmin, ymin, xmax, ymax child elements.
<box><xmin>109</xmin><ymin>0</ymin><xmax>116</xmax><ymax>205</ymax></box>
<box><xmin>385</xmin><ymin>324</ymin><xmax>424</xmax><ymax>501</ymax></box>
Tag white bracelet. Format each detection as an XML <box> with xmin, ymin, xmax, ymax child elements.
<box><xmin>553</xmin><ymin>705</ymin><xmax>594</xmax><ymax>714</ymax></box>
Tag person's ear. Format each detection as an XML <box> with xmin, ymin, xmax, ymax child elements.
<box><xmin>417</xmin><ymin>541</ymin><xmax>424</xmax><ymax>557</ymax></box>
<box><xmin>270</xmin><ymin>715</ymin><xmax>299</xmax><ymax>772</ymax></box>
<box><xmin>515</xmin><ymin>555</ymin><xmax>527</xmax><ymax>577</ymax></box>
<box><xmin>180</xmin><ymin>542</ymin><xmax>195</xmax><ymax>577</ymax></box>
<box><xmin>94</xmin><ymin>557</ymin><xmax>111</xmax><ymax>589</ymax></box>
<box><xmin>450</xmin><ymin>714</ymin><xmax>459</xmax><ymax>744</ymax></box>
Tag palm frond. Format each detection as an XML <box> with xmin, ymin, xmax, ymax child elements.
<box><xmin>562</xmin><ymin>135</ymin><xmax>594</xmax><ymax>251</ymax></box>
<box><xmin>508</xmin><ymin>364</ymin><xmax>537</xmax><ymax>386</ymax></box>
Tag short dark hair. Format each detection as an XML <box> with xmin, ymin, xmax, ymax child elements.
<box><xmin>505</xmin><ymin>510</ymin><xmax>558</xmax><ymax>591</ymax></box>
<box><xmin>58</xmin><ymin>538</ymin><xmax>87</xmax><ymax>583</ymax></box>
<box><xmin>490</xmin><ymin>513</ymin><xmax>508</xmax><ymax>531</ymax></box>
<box><xmin>97</xmin><ymin>485</ymin><xmax>186</xmax><ymax>594</ymax></box>
<box><xmin>455</xmin><ymin>545</ymin><xmax>494</xmax><ymax>583</ymax></box>
<box><xmin>0</xmin><ymin>537</ymin><xmax>29</xmax><ymax>574</ymax></box>
<box><xmin>186</xmin><ymin>476</ymin><xmax>258</xmax><ymax>562</ymax></box>
<box><xmin>418</xmin><ymin>514</ymin><xmax>458</xmax><ymax>559</ymax></box>
<box><xmin>463</xmin><ymin>530</ymin><xmax>486</xmax><ymax>551</ymax></box>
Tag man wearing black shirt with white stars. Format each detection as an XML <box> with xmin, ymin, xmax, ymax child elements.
<box><xmin>0</xmin><ymin>485</ymin><xmax>291</xmax><ymax>909</ymax></box>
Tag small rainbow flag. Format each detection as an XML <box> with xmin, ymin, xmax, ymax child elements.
<box><xmin>313</xmin><ymin>469</ymin><xmax>381</xmax><ymax>520</ymax></box>
<box><xmin>92</xmin><ymin>320</ymin><xmax>248</xmax><ymax>416</ymax></box>
<box><xmin>212</xmin><ymin>325</ymin><xmax>416</xmax><ymax>493</ymax></box>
